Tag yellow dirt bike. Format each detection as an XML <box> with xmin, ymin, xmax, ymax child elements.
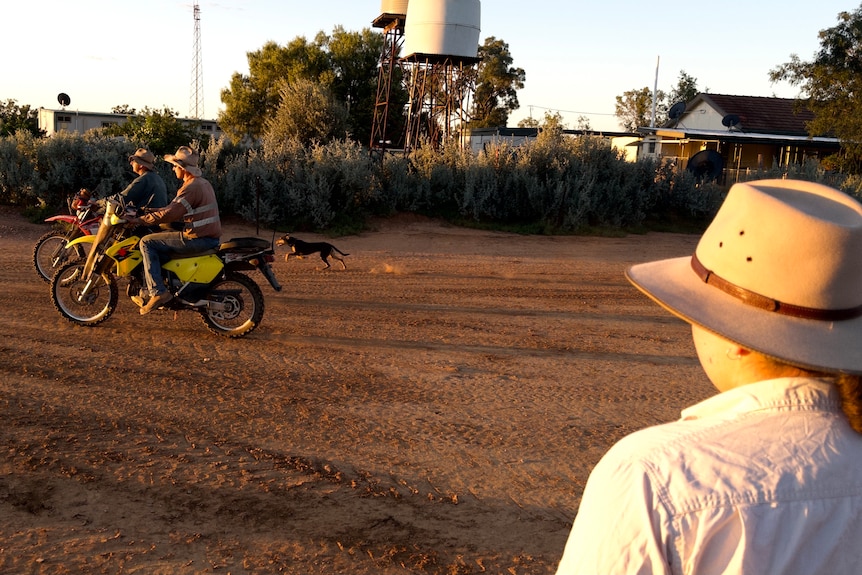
<box><xmin>50</xmin><ymin>198</ymin><xmax>281</xmax><ymax>338</ymax></box>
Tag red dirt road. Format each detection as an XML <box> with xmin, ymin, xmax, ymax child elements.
<box><xmin>0</xmin><ymin>208</ymin><xmax>712</xmax><ymax>574</ymax></box>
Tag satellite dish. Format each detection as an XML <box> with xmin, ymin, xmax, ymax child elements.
<box><xmin>668</xmin><ymin>101</ymin><xmax>686</xmax><ymax>120</ymax></box>
<box><xmin>57</xmin><ymin>93</ymin><xmax>71</xmax><ymax>108</ymax></box>
<box><xmin>687</xmin><ymin>150</ymin><xmax>724</xmax><ymax>181</ymax></box>
<box><xmin>721</xmin><ymin>114</ymin><xmax>740</xmax><ymax>128</ymax></box>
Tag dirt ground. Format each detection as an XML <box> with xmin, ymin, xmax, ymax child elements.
<box><xmin>0</xmin><ymin>207</ymin><xmax>714</xmax><ymax>574</ymax></box>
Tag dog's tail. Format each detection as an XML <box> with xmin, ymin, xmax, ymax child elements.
<box><xmin>334</xmin><ymin>247</ymin><xmax>349</xmax><ymax>256</ymax></box>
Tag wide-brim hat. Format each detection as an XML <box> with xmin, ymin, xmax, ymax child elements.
<box><xmin>626</xmin><ymin>179</ymin><xmax>862</xmax><ymax>375</ymax></box>
<box><xmin>164</xmin><ymin>146</ymin><xmax>202</xmax><ymax>176</ymax></box>
<box><xmin>128</xmin><ymin>148</ymin><xmax>155</xmax><ymax>169</ymax></box>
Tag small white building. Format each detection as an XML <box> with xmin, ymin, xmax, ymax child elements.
<box><xmin>464</xmin><ymin>127</ymin><xmax>640</xmax><ymax>161</ymax></box>
<box><xmin>38</xmin><ymin>108</ymin><xmax>222</xmax><ymax>139</ymax></box>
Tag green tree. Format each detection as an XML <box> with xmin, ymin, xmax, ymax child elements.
<box><xmin>517</xmin><ymin>115</ymin><xmax>539</xmax><ymax>128</ymax></box>
<box><xmin>218</xmin><ymin>28</ymin><xmax>396</xmax><ymax>145</ymax></box>
<box><xmin>469</xmin><ymin>37</ymin><xmax>526</xmax><ymax>128</ymax></box>
<box><xmin>667</xmin><ymin>70</ymin><xmax>700</xmax><ymax>108</ymax></box>
<box><xmin>112</xmin><ymin>105</ymin><xmax>136</xmax><ymax>115</ymax></box>
<box><xmin>615</xmin><ymin>87</ymin><xmax>665</xmax><ymax>131</ymax></box>
<box><xmin>770</xmin><ymin>6</ymin><xmax>862</xmax><ymax>171</ymax></box>
<box><xmin>102</xmin><ymin>107</ymin><xmax>201</xmax><ymax>156</ymax></box>
<box><xmin>541</xmin><ymin>111</ymin><xmax>566</xmax><ymax>131</ymax></box>
<box><xmin>615</xmin><ymin>70</ymin><xmax>700</xmax><ymax>130</ymax></box>
<box><xmin>0</xmin><ymin>99</ymin><xmax>44</xmax><ymax>137</ymax></box>
<box><xmin>575</xmin><ymin>115</ymin><xmax>592</xmax><ymax>131</ymax></box>
<box><xmin>322</xmin><ymin>26</ymin><xmax>385</xmax><ymax>145</ymax></box>
<box><xmin>263</xmin><ymin>79</ymin><xmax>350</xmax><ymax>145</ymax></box>
<box><xmin>219</xmin><ymin>39</ymin><xmax>331</xmax><ymax>143</ymax></box>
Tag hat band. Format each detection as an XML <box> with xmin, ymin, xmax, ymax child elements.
<box><xmin>691</xmin><ymin>254</ymin><xmax>862</xmax><ymax>321</ymax></box>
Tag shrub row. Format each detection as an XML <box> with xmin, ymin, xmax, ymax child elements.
<box><xmin>0</xmin><ymin>129</ymin><xmax>850</xmax><ymax>234</ymax></box>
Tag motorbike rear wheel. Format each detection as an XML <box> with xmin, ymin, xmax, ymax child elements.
<box><xmin>33</xmin><ymin>230</ymin><xmax>89</xmax><ymax>282</ymax></box>
<box><xmin>200</xmin><ymin>271</ymin><xmax>264</xmax><ymax>338</ymax></box>
<box><xmin>50</xmin><ymin>262</ymin><xmax>118</xmax><ymax>326</ymax></box>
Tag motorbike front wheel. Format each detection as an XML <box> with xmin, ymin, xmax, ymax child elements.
<box><xmin>33</xmin><ymin>230</ymin><xmax>89</xmax><ymax>282</ymax></box>
<box><xmin>50</xmin><ymin>262</ymin><xmax>118</xmax><ymax>326</ymax></box>
<box><xmin>200</xmin><ymin>272</ymin><xmax>265</xmax><ymax>338</ymax></box>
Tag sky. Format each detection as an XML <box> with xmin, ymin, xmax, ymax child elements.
<box><xmin>2</xmin><ymin>0</ymin><xmax>856</xmax><ymax>132</ymax></box>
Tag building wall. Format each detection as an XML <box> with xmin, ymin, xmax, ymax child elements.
<box><xmin>677</xmin><ymin>101</ymin><xmax>725</xmax><ymax>130</ymax></box>
<box><xmin>466</xmin><ymin>131</ymin><xmax>533</xmax><ymax>154</ymax></box>
<box><xmin>465</xmin><ymin>129</ymin><xmax>640</xmax><ymax>161</ymax></box>
<box><xmin>38</xmin><ymin>109</ymin><xmax>123</xmax><ymax>136</ymax></box>
<box><xmin>37</xmin><ymin>108</ymin><xmax>222</xmax><ymax>138</ymax></box>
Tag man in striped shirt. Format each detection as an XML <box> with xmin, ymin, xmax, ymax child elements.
<box><xmin>128</xmin><ymin>146</ymin><xmax>222</xmax><ymax>315</ymax></box>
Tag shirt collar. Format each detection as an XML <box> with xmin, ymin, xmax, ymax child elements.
<box><xmin>681</xmin><ymin>377</ymin><xmax>840</xmax><ymax>421</ymax></box>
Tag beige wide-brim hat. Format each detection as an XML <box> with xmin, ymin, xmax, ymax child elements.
<box><xmin>128</xmin><ymin>147</ymin><xmax>155</xmax><ymax>169</ymax></box>
<box><xmin>627</xmin><ymin>179</ymin><xmax>862</xmax><ymax>375</ymax></box>
<box><xmin>164</xmin><ymin>146</ymin><xmax>203</xmax><ymax>177</ymax></box>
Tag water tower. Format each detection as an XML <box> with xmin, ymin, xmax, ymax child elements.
<box><xmin>401</xmin><ymin>0</ymin><xmax>481</xmax><ymax>152</ymax></box>
<box><xmin>369</xmin><ymin>1</ymin><xmax>409</xmax><ymax>155</ymax></box>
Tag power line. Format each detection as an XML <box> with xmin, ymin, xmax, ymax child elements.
<box><xmin>525</xmin><ymin>104</ymin><xmax>616</xmax><ymax>117</ymax></box>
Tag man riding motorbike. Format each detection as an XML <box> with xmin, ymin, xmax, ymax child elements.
<box><xmin>121</xmin><ymin>148</ymin><xmax>168</xmax><ymax>211</ymax></box>
<box><xmin>126</xmin><ymin>146</ymin><xmax>221</xmax><ymax>315</ymax></box>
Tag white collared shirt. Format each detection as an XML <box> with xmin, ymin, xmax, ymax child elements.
<box><xmin>555</xmin><ymin>377</ymin><xmax>862</xmax><ymax>575</ymax></box>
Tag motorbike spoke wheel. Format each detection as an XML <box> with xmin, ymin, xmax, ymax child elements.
<box><xmin>200</xmin><ymin>272</ymin><xmax>265</xmax><ymax>338</ymax></box>
<box><xmin>50</xmin><ymin>262</ymin><xmax>118</xmax><ymax>326</ymax></box>
<box><xmin>33</xmin><ymin>231</ymin><xmax>89</xmax><ymax>282</ymax></box>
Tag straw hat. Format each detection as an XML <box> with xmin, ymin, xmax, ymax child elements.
<box><xmin>626</xmin><ymin>179</ymin><xmax>862</xmax><ymax>374</ymax></box>
<box><xmin>164</xmin><ymin>146</ymin><xmax>202</xmax><ymax>177</ymax></box>
<box><xmin>128</xmin><ymin>148</ymin><xmax>155</xmax><ymax>169</ymax></box>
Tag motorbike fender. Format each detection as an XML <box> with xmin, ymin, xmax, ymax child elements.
<box><xmin>105</xmin><ymin>237</ymin><xmax>143</xmax><ymax>276</ymax></box>
<box><xmin>66</xmin><ymin>235</ymin><xmax>97</xmax><ymax>249</ymax></box>
<box><xmin>44</xmin><ymin>215</ymin><xmax>79</xmax><ymax>224</ymax></box>
<box><xmin>163</xmin><ymin>254</ymin><xmax>224</xmax><ymax>284</ymax></box>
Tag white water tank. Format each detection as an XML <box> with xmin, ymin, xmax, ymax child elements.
<box><xmin>403</xmin><ymin>0</ymin><xmax>481</xmax><ymax>59</ymax></box>
<box><xmin>380</xmin><ymin>0</ymin><xmax>409</xmax><ymax>15</ymax></box>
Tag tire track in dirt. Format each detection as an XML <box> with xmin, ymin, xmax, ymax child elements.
<box><xmin>1</xmin><ymin>371</ymin><xmax>570</xmax><ymax>574</ymax></box>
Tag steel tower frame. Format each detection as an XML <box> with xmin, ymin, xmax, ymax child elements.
<box><xmin>189</xmin><ymin>2</ymin><xmax>204</xmax><ymax>119</ymax></box>
<box><xmin>402</xmin><ymin>55</ymin><xmax>478</xmax><ymax>153</ymax></box>
<box><xmin>370</xmin><ymin>14</ymin><xmax>407</xmax><ymax>158</ymax></box>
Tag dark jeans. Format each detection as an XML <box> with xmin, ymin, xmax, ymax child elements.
<box><xmin>139</xmin><ymin>231</ymin><xmax>220</xmax><ymax>296</ymax></box>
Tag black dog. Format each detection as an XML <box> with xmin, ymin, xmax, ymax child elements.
<box><xmin>276</xmin><ymin>234</ymin><xmax>349</xmax><ymax>270</ymax></box>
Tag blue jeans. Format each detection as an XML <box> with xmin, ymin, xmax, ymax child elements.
<box><xmin>138</xmin><ymin>231</ymin><xmax>220</xmax><ymax>297</ymax></box>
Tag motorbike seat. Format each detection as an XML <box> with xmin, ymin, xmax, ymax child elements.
<box><xmin>218</xmin><ymin>237</ymin><xmax>270</xmax><ymax>253</ymax></box>
<box><xmin>167</xmin><ymin>248</ymin><xmax>219</xmax><ymax>259</ymax></box>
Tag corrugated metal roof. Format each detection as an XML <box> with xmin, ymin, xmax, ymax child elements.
<box><xmin>688</xmin><ymin>94</ymin><xmax>815</xmax><ymax>136</ymax></box>
<box><xmin>642</xmin><ymin>126</ymin><xmax>838</xmax><ymax>147</ymax></box>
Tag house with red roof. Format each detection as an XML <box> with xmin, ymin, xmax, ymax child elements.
<box><xmin>638</xmin><ymin>94</ymin><xmax>840</xmax><ymax>182</ymax></box>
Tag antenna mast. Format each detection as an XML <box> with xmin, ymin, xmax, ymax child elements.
<box><xmin>189</xmin><ymin>2</ymin><xmax>204</xmax><ymax>119</ymax></box>
<box><xmin>650</xmin><ymin>55</ymin><xmax>659</xmax><ymax>128</ymax></box>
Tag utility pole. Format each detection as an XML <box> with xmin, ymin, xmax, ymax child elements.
<box><xmin>650</xmin><ymin>55</ymin><xmax>659</xmax><ymax>128</ymax></box>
